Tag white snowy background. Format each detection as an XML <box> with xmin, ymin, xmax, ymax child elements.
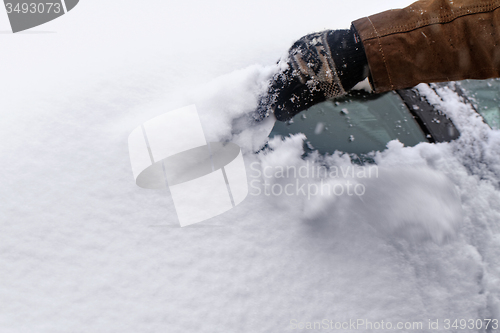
<box><xmin>1</xmin><ymin>0</ymin><xmax>500</xmax><ymax>332</ymax></box>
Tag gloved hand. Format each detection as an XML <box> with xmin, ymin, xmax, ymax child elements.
<box><xmin>257</xmin><ymin>27</ymin><xmax>370</xmax><ymax>121</ymax></box>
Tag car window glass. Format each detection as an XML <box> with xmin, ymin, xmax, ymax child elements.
<box><xmin>458</xmin><ymin>78</ymin><xmax>500</xmax><ymax>129</ymax></box>
<box><xmin>271</xmin><ymin>91</ymin><xmax>428</xmax><ymax>155</ymax></box>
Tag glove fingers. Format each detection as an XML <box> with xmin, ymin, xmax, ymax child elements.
<box><xmin>256</xmin><ymin>28</ymin><xmax>369</xmax><ymax>122</ymax></box>
<box><xmin>257</xmin><ymin>66</ymin><xmax>327</xmax><ymax>121</ymax></box>
<box><xmin>272</xmin><ymin>79</ymin><xmax>326</xmax><ymax>122</ymax></box>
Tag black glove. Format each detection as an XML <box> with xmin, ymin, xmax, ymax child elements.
<box><xmin>257</xmin><ymin>26</ymin><xmax>370</xmax><ymax>121</ymax></box>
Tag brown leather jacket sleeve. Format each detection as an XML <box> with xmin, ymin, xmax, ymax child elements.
<box><xmin>352</xmin><ymin>0</ymin><xmax>500</xmax><ymax>92</ymax></box>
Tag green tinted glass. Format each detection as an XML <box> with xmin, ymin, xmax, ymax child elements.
<box><xmin>271</xmin><ymin>91</ymin><xmax>428</xmax><ymax>155</ymax></box>
<box><xmin>458</xmin><ymin>78</ymin><xmax>500</xmax><ymax>130</ymax></box>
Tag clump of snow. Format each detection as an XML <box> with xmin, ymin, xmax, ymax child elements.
<box><xmin>188</xmin><ymin>64</ymin><xmax>278</xmax><ymax>153</ymax></box>
<box><xmin>350</xmin><ymin>166</ymin><xmax>463</xmax><ymax>244</ymax></box>
<box><xmin>252</xmin><ymin>136</ymin><xmax>463</xmax><ymax>245</ymax></box>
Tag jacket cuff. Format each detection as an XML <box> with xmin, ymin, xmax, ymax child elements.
<box><xmin>352</xmin><ymin>0</ymin><xmax>500</xmax><ymax>93</ymax></box>
<box><xmin>352</xmin><ymin>17</ymin><xmax>394</xmax><ymax>93</ymax></box>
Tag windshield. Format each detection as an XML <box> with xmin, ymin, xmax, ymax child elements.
<box><xmin>270</xmin><ymin>91</ymin><xmax>428</xmax><ymax>155</ymax></box>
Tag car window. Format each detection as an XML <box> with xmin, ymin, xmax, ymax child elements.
<box><xmin>270</xmin><ymin>91</ymin><xmax>428</xmax><ymax>155</ymax></box>
<box><xmin>458</xmin><ymin>78</ymin><xmax>500</xmax><ymax>129</ymax></box>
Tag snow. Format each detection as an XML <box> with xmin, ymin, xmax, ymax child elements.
<box><xmin>1</xmin><ymin>0</ymin><xmax>500</xmax><ymax>332</ymax></box>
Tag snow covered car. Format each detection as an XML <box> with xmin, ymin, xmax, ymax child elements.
<box><xmin>270</xmin><ymin>78</ymin><xmax>500</xmax><ymax>156</ymax></box>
